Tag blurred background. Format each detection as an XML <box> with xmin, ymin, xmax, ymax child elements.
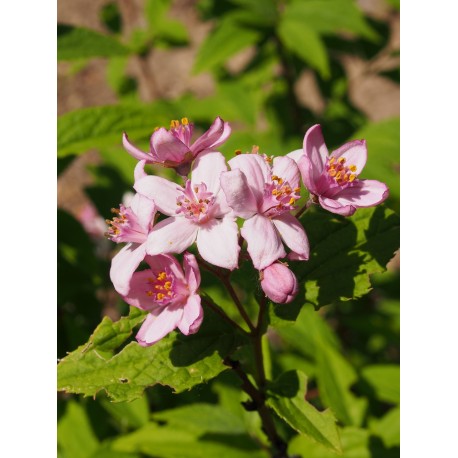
<box><xmin>57</xmin><ymin>0</ymin><xmax>400</xmax><ymax>456</ymax></box>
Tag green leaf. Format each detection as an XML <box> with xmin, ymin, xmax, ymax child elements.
<box><xmin>153</xmin><ymin>403</ymin><xmax>246</xmax><ymax>434</ymax></box>
<box><xmin>145</xmin><ymin>0</ymin><xmax>189</xmax><ymax>46</ymax></box>
<box><xmin>295</xmin><ymin>205</ymin><xmax>400</xmax><ymax>309</ymax></box>
<box><xmin>57</xmin><ymin>400</ymin><xmax>99</xmax><ymax>458</ymax></box>
<box><xmin>361</xmin><ymin>364</ymin><xmax>400</xmax><ymax>404</ymax></box>
<box><xmin>266</xmin><ymin>371</ymin><xmax>342</xmax><ymax>452</ymax></box>
<box><xmin>111</xmin><ymin>423</ymin><xmax>267</xmax><ymax>457</ymax></box>
<box><xmin>288</xmin><ymin>427</ymin><xmax>371</xmax><ymax>458</ymax></box>
<box><xmin>100</xmin><ymin>395</ymin><xmax>150</xmax><ymax>430</ymax></box>
<box><xmin>352</xmin><ymin>118</ymin><xmax>400</xmax><ymax>207</ymax></box>
<box><xmin>277</xmin><ymin>19</ymin><xmax>330</xmax><ymax>78</ymax></box>
<box><xmin>315</xmin><ymin>343</ymin><xmax>368</xmax><ymax>426</ymax></box>
<box><xmin>285</xmin><ymin>0</ymin><xmax>378</xmax><ymax>41</ymax></box>
<box><xmin>369</xmin><ymin>406</ymin><xmax>400</xmax><ymax>448</ymax></box>
<box><xmin>57</xmin><ymin>306</ymin><xmax>247</xmax><ymax>402</ymax></box>
<box><xmin>58</xmin><ymin>25</ymin><xmax>129</xmax><ymax>60</ymax></box>
<box><xmin>193</xmin><ymin>21</ymin><xmax>261</xmax><ymax>74</ymax></box>
<box><xmin>57</xmin><ymin>102</ymin><xmax>176</xmax><ymax>157</ymax></box>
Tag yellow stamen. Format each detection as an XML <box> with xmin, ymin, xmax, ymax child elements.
<box><xmin>272</xmin><ymin>189</ymin><xmax>278</xmax><ymax>195</ymax></box>
<box><xmin>294</xmin><ymin>187</ymin><xmax>301</xmax><ymax>193</ymax></box>
<box><xmin>336</xmin><ymin>171</ymin><xmax>342</xmax><ymax>180</ymax></box>
<box><xmin>288</xmin><ymin>197</ymin><xmax>295</xmax><ymax>206</ymax></box>
<box><xmin>146</xmin><ymin>291</ymin><xmax>153</xmax><ymax>297</ymax></box>
<box><xmin>155</xmin><ymin>285</ymin><xmax>163</xmax><ymax>290</ymax></box>
<box><xmin>181</xmin><ymin>117</ymin><xmax>189</xmax><ymax>125</ymax></box>
<box><xmin>164</xmin><ymin>281</ymin><xmax>172</xmax><ymax>290</ymax></box>
<box><xmin>329</xmin><ymin>157</ymin><xmax>335</xmax><ymax>164</ymax></box>
<box><xmin>154</xmin><ymin>126</ymin><xmax>160</xmax><ymax>132</ymax></box>
<box><xmin>277</xmin><ymin>178</ymin><xmax>283</xmax><ymax>185</ymax></box>
<box><xmin>271</xmin><ymin>175</ymin><xmax>279</xmax><ymax>181</ymax></box>
<box><xmin>329</xmin><ymin>169</ymin><xmax>337</xmax><ymax>177</ymax></box>
<box><xmin>194</xmin><ymin>186</ymin><xmax>199</xmax><ymax>193</ymax></box>
<box><xmin>338</xmin><ymin>157</ymin><xmax>346</xmax><ymax>164</ymax></box>
<box><xmin>157</xmin><ymin>272</ymin><xmax>167</xmax><ymax>281</ymax></box>
<box><xmin>157</xmin><ymin>293</ymin><xmax>165</xmax><ymax>300</ymax></box>
<box><xmin>349</xmin><ymin>174</ymin><xmax>356</xmax><ymax>182</ymax></box>
<box><xmin>235</xmin><ymin>149</ymin><xmax>242</xmax><ymax>155</ymax></box>
<box><xmin>349</xmin><ymin>165</ymin><xmax>357</xmax><ymax>172</ymax></box>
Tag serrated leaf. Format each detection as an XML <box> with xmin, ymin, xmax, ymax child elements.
<box><xmin>277</xmin><ymin>19</ymin><xmax>330</xmax><ymax>78</ymax></box>
<box><xmin>266</xmin><ymin>371</ymin><xmax>341</xmax><ymax>452</ymax></box>
<box><xmin>369</xmin><ymin>406</ymin><xmax>400</xmax><ymax>448</ymax></box>
<box><xmin>58</xmin><ymin>25</ymin><xmax>129</xmax><ymax>60</ymax></box>
<box><xmin>288</xmin><ymin>426</ymin><xmax>371</xmax><ymax>458</ymax></box>
<box><xmin>315</xmin><ymin>343</ymin><xmax>368</xmax><ymax>426</ymax></box>
<box><xmin>57</xmin><ymin>102</ymin><xmax>176</xmax><ymax>157</ymax></box>
<box><xmin>153</xmin><ymin>403</ymin><xmax>246</xmax><ymax>434</ymax></box>
<box><xmin>193</xmin><ymin>21</ymin><xmax>261</xmax><ymax>74</ymax></box>
<box><xmin>111</xmin><ymin>423</ymin><xmax>267</xmax><ymax>457</ymax></box>
<box><xmin>57</xmin><ymin>400</ymin><xmax>99</xmax><ymax>458</ymax></box>
<box><xmin>295</xmin><ymin>206</ymin><xmax>400</xmax><ymax>309</ymax></box>
<box><xmin>285</xmin><ymin>0</ymin><xmax>378</xmax><ymax>41</ymax></box>
<box><xmin>352</xmin><ymin>118</ymin><xmax>400</xmax><ymax>207</ymax></box>
<box><xmin>361</xmin><ymin>364</ymin><xmax>400</xmax><ymax>404</ymax></box>
<box><xmin>57</xmin><ymin>306</ymin><xmax>247</xmax><ymax>402</ymax></box>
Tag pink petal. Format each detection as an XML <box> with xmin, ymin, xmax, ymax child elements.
<box><xmin>196</xmin><ymin>218</ymin><xmax>240</xmax><ymax>270</ymax></box>
<box><xmin>228</xmin><ymin>154</ymin><xmax>270</xmax><ymax>205</ymax></box>
<box><xmin>134</xmin><ymin>176</ymin><xmax>182</xmax><ymax>216</ymax></box>
<box><xmin>331</xmin><ymin>139</ymin><xmax>367</xmax><ymax>175</ymax></box>
<box><xmin>287</xmin><ymin>149</ymin><xmax>304</xmax><ymax>163</ymax></box>
<box><xmin>136</xmin><ymin>306</ymin><xmax>184</xmax><ymax>346</ymax></box>
<box><xmin>272</xmin><ymin>156</ymin><xmax>301</xmax><ymax>190</ymax></box>
<box><xmin>334</xmin><ymin>179</ymin><xmax>389</xmax><ymax>208</ymax></box>
<box><xmin>319</xmin><ymin>196</ymin><xmax>356</xmax><ymax>216</ymax></box>
<box><xmin>191</xmin><ymin>151</ymin><xmax>227</xmax><ymax>195</ymax></box>
<box><xmin>147</xmin><ymin>217</ymin><xmax>198</xmax><ymax>256</ymax></box>
<box><xmin>211</xmin><ymin>190</ymin><xmax>232</xmax><ymax>218</ymax></box>
<box><xmin>220</xmin><ymin>169</ymin><xmax>258</xmax><ymax>218</ymax></box>
<box><xmin>110</xmin><ymin>242</ymin><xmax>147</xmax><ymax>296</ymax></box>
<box><xmin>272</xmin><ymin>213</ymin><xmax>310</xmax><ymax>261</ymax></box>
<box><xmin>129</xmin><ymin>193</ymin><xmax>156</xmax><ymax>233</ymax></box>
<box><xmin>134</xmin><ymin>160</ymin><xmax>147</xmax><ymax>181</ymax></box>
<box><xmin>178</xmin><ymin>294</ymin><xmax>203</xmax><ymax>335</ymax></box>
<box><xmin>183</xmin><ymin>252</ymin><xmax>201</xmax><ymax>293</ymax></box>
<box><xmin>144</xmin><ymin>253</ymin><xmax>185</xmax><ymax>282</ymax></box>
<box><xmin>297</xmin><ymin>155</ymin><xmax>319</xmax><ymax>194</ymax></box>
<box><xmin>122</xmin><ymin>132</ymin><xmax>152</xmax><ymax>162</ymax></box>
<box><xmin>303</xmin><ymin>124</ymin><xmax>329</xmax><ymax>183</ymax></box>
<box><xmin>150</xmin><ymin>128</ymin><xmax>190</xmax><ymax>163</ymax></box>
<box><xmin>120</xmin><ymin>269</ymin><xmax>163</xmax><ymax>311</ymax></box>
<box><xmin>190</xmin><ymin>116</ymin><xmax>231</xmax><ymax>154</ymax></box>
<box><xmin>241</xmin><ymin>214</ymin><xmax>286</xmax><ymax>270</ymax></box>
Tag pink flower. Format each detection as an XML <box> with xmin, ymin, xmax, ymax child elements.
<box><xmin>260</xmin><ymin>262</ymin><xmax>298</xmax><ymax>304</ymax></box>
<box><xmin>107</xmin><ymin>191</ymin><xmax>156</xmax><ymax>296</ymax></box>
<box><xmin>220</xmin><ymin>153</ymin><xmax>310</xmax><ymax>270</ymax></box>
<box><xmin>121</xmin><ymin>252</ymin><xmax>203</xmax><ymax>346</ymax></box>
<box><xmin>288</xmin><ymin>125</ymin><xmax>389</xmax><ymax>216</ymax></box>
<box><xmin>134</xmin><ymin>151</ymin><xmax>240</xmax><ymax>270</ymax></box>
<box><xmin>122</xmin><ymin>116</ymin><xmax>231</xmax><ymax>175</ymax></box>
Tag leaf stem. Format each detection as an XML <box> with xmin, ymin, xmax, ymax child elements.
<box><xmin>224</xmin><ymin>358</ymin><xmax>288</xmax><ymax>458</ymax></box>
<box><xmin>295</xmin><ymin>197</ymin><xmax>314</xmax><ymax>219</ymax></box>
<box><xmin>200</xmin><ymin>296</ymin><xmax>249</xmax><ymax>337</ymax></box>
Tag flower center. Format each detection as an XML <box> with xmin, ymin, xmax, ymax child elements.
<box><xmin>145</xmin><ymin>270</ymin><xmax>175</xmax><ymax>304</ymax></box>
<box><xmin>326</xmin><ymin>157</ymin><xmax>357</xmax><ymax>185</ymax></box>
<box><xmin>169</xmin><ymin>117</ymin><xmax>193</xmax><ymax>146</ymax></box>
<box><xmin>105</xmin><ymin>205</ymin><xmax>148</xmax><ymax>244</ymax></box>
<box><xmin>263</xmin><ymin>175</ymin><xmax>301</xmax><ymax>217</ymax></box>
<box><xmin>176</xmin><ymin>180</ymin><xmax>215</xmax><ymax>223</ymax></box>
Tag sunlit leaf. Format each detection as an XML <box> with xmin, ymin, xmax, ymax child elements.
<box><xmin>266</xmin><ymin>371</ymin><xmax>342</xmax><ymax>452</ymax></box>
<box><xmin>193</xmin><ymin>21</ymin><xmax>261</xmax><ymax>74</ymax></box>
<box><xmin>58</xmin><ymin>25</ymin><xmax>129</xmax><ymax>60</ymax></box>
<box><xmin>57</xmin><ymin>306</ymin><xmax>247</xmax><ymax>402</ymax></box>
<box><xmin>361</xmin><ymin>364</ymin><xmax>400</xmax><ymax>404</ymax></box>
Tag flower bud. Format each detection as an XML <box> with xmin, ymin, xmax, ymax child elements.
<box><xmin>260</xmin><ymin>262</ymin><xmax>298</xmax><ymax>304</ymax></box>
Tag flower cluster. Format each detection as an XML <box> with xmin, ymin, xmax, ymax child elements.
<box><xmin>107</xmin><ymin>118</ymin><xmax>388</xmax><ymax>345</ymax></box>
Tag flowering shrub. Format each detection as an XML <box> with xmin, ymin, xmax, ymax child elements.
<box><xmin>58</xmin><ymin>116</ymin><xmax>398</xmax><ymax>457</ymax></box>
